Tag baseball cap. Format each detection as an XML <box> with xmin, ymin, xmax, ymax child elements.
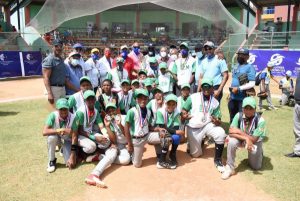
<box><xmin>165</xmin><ymin>94</ymin><xmax>178</xmax><ymax>103</ymax></box>
<box><xmin>180</xmin><ymin>42</ymin><xmax>189</xmax><ymax>49</ymax></box>
<box><xmin>138</xmin><ymin>69</ymin><xmax>147</xmax><ymax>76</ymax></box>
<box><xmin>286</xmin><ymin>70</ymin><xmax>292</xmax><ymax>77</ymax></box>
<box><xmin>181</xmin><ymin>83</ymin><xmax>191</xmax><ymax>90</ymax></box>
<box><xmin>159</xmin><ymin>62</ymin><xmax>167</xmax><ymax>69</ymax></box>
<box><xmin>121</xmin><ymin>79</ymin><xmax>130</xmax><ymax>85</ymax></box>
<box><xmin>116</xmin><ymin>57</ymin><xmax>124</xmax><ymax>63</ymax></box>
<box><xmin>73</xmin><ymin>43</ymin><xmax>83</xmax><ymax>49</ymax></box>
<box><xmin>267</xmin><ymin>61</ymin><xmax>275</xmax><ymax>67</ymax></box>
<box><xmin>143</xmin><ymin>78</ymin><xmax>153</xmax><ymax>87</ymax></box>
<box><xmin>135</xmin><ymin>89</ymin><xmax>149</xmax><ymax>98</ymax></box>
<box><xmin>152</xmin><ymin>86</ymin><xmax>163</xmax><ymax>94</ymax></box>
<box><xmin>131</xmin><ymin>79</ymin><xmax>139</xmax><ymax>85</ymax></box>
<box><xmin>242</xmin><ymin>97</ymin><xmax>256</xmax><ymax>108</ymax></box>
<box><xmin>83</xmin><ymin>90</ymin><xmax>96</xmax><ymax>100</ymax></box>
<box><xmin>105</xmin><ymin>103</ymin><xmax>117</xmax><ymax>110</ymax></box>
<box><xmin>120</xmin><ymin>45</ymin><xmax>128</xmax><ymax>50</ymax></box>
<box><xmin>91</xmin><ymin>48</ymin><xmax>99</xmax><ymax>54</ymax></box>
<box><xmin>52</xmin><ymin>39</ymin><xmax>63</xmax><ymax>46</ymax></box>
<box><xmin>80</xmin><ymin>76</ymin><xmax>91</xmax><ymax>84</ymax></box>
<box><xmin>148</xmin><ymin>57</ymin><xmax>157</xmax><ymax>64</ymax></box>
<box><xmin>201</xmin><ymin>78</ymin><xmax>213</xmax><ymax>87</ymax></box>
<box><xmin>204</xmin><ymin>41</ymin><xmax>215</xmax><ymax>48</ymax></box>
<box><xmin>237</xmin><ymin>48</ymin><xmax>249</xmax><ymax>55</ymax></box>
<box><xmin>56</xmin><ymin>98</ymin><xmax>69</xmax><ymax>110</ymax></box>
<box><xmin>68</xmin><ymin>51</ymin><xmax>81</xmax><ymax>58</ymax></box>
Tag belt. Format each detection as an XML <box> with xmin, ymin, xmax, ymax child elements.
<box><xmin>51</xmin><ymin>84</ymin><xmax>65</xmax><ymax>87</ymax></box>
<box><xmin>132</xmin><ymin>133</ymin><xmax>148</xmax><ymax>139</ymax></box>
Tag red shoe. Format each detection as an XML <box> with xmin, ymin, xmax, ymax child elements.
<box><xmin>85</xmin><ymin>174</ymin><xmax>107</xmax><ymax>188</ymax></box>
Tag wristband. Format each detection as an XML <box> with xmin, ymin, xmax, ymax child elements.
<box><xmin>71</xmin><ymin>144</ymin><xmax>79</xmax><ymax>152</ymax></box>
<box><xmin>89</xmin><ymin>134</ymin><xmax>96</xmax><ymax>141</ymax></box>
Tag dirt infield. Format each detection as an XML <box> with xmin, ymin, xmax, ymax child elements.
<box><xmin>0</xmin><ymin>77</ymin><xmax>280</xmax><ymax>201</ymax></box>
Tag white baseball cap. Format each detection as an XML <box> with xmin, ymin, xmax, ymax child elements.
<box><xmin>286</xmin><ymin>70</ymin><xmax>292</xmax><ymax>77</ymax></box>
<box><xmin>267</xmin><ymin>61</ymin><xmax>275</xmax><ymax>67</ymax></box>
<box><xmin>120</xmin><ymin>45</ymin><xmax>128</xmax><ymax>50</ymax></box>
<box><xmin>204</xmin><ymin>41</ymin><xmax>215</xmax><ymax>48</ymax></box>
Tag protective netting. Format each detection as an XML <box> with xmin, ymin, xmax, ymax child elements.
<box><xmin>27</xmin><ymin>0</ymin><xmax>248</xmax><ymax>36</ymax></box>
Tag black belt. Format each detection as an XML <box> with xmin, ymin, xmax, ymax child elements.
<box><xmin>51</xmin><ymin>84</ymin><xmax>65</xmax><ymax>87</ymax></box>
<box><xmin>132</xmin><ymin>134</ymin><xmax>148</xmax><ymax>139</ymax></box>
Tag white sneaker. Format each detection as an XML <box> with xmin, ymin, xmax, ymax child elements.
<box><xmin>47</xmin><ymin>158</ymin><xmax>57</xmax><ymax>173</ymax></box>
<box><xmin>221</xmin><ymin>165</ymin><xmax>235</xmax><ymax>180</ymax></box>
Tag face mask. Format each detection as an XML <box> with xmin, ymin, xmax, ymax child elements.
<box><xmin>71</xmin><ymin>59</ymin><xmax>80</xmax><ymax>66</ymax></box>
<box><xmin>91</xmin><ymin>54</ymin><xmax>99</xmax><ymax>61</ymax></box>
<box><xmin>160</xmin><ymin>51</ymin><xmax>167</xmax><ymax>58</ymax></box>
<box><xmin>104</xmin><ymin>51</ymin><xmax>111</xmax><ymax>58</ymax></box>
<box><xmin>237</xmin><ymin>57</ymin><xmax>245</xmax><ymax>64</ymax></box>
<box><xmin>207</xmin><ymin>54</ymin><xmax>215</xmax><ymax>60</ymax></box>
<box><xmin>121</xmin><ymin>51</ymin><xmax>128</xmax><ymax>59</ymax></box>
<box><xmin>196</xmin><ymin>52</ymin><xmax>203</xmax><ymax>58</ymax></box>
<box><xmin>181</xmin><ymin>49</ymin><xmax>189</xmax><ymax>58</ymax></box>
<box><xmin>133</xmin><ymin>47</ymin><xmax>140</xmax><ymax>55</ymax></box>
<box><xmin>170</xmin><ymin>54</ymin><xmax>177</xmax><ymax>61</ymax></box>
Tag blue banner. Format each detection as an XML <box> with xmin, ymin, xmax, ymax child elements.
<box><xmin>0</xmin><ymin>51</ymin><xmax>22</xmax><ymax>78</ymax></box>
<box><xmin>22</xmin><ymin>51</ymin><xmax>42</xmax><ymax>76</ymax></box>
<box><xmin>249</xmin><ymin>50</ymin><xmax>300</xmax><ymax>77</ymax></box>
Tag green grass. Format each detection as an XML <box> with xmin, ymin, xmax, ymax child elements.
<box><xmin>0</xmin><ymin>98</ymin><xmax>299</xmax><ymax>201</ymax></box>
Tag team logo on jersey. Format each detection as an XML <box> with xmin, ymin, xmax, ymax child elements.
<box><xmin>247</xmin><ymin>53</ymin><xmax>257</xmax><ymax>64</ymax></box>
<box><xmin>296</xmin><ymin>58</ymin><xmax>300</xmax><ymax>66</ymax></box>
<box><xmin>26</xmin><ymin>54</ymin><xmax>33</xmax><ymax>61</ymax></box>
<box><xmin>269</xmin><ymin>53</ymin><xmax>285</xmax><ymax>66</ymax></box>
<box><xmin>0</xmin><ymin>54</ymin><xmax>6</xmax><ymax>61</ymax></box>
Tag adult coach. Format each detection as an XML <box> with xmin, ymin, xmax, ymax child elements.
<box><xmin>197</xmin><ymin>41</ymin><xmax>228</xmax><ymax>103</ymax></box>
<box><xmin>228</xmin><ymin>48</ymin><xmax>256</xmax><ymax>122</ymax></box>
<box><xmin>42</xmin><ymin>39</ymin><xmax>78</xmax><ymax>106</ymax></box>
<box><xmin>285</xmin><ymin>72</ymin><xmax>300</xmax><ymax>158</ymax></box>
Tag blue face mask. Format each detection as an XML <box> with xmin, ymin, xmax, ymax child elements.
<box><xmin>91</xmin><ymin>54</ymin><xmax>99</xmax><ymax>60</ymax></box>
<box><xmin>181</xmin><ymin>49</ymin><xmax>189</xmax><ymax>58</ymax></box>
<box><xmin>196</xmin><ymin>52</ymin><xmax>203</xmax><ymax>58</ymax></box>
<box><xmin>121</xmin><ymin>51</ymin><xmax>128</xmax><ymax>59</ymax></box>
<box><xmin>207</xmin><ymin>54</ymin><xmax>215</xmax><ymax>60</ymax></box>
<box><xmin>133</xmin><ymin>47</ymin><xmax>140</xmax><ymax>55</ymax></box>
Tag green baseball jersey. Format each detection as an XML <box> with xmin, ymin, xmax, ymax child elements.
<box><xmin>155</xmin><ymin>108</ymin><xmax>181</xmax><ymax>128</ymax></box>
<box><xmin>45</xmin><ymin>111</ymin><xmax>77</xmax><ymax>130</ymax></box>
<box><xmin>75</xmin><ymin>106</ymin><xmax>103</xmax><ymax>133</ymax></box>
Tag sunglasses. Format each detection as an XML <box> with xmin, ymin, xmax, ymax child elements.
<box><xmin>205</xmin><ymin>47</ymin><xmax>213</xmax><ymax>51</ymax></box>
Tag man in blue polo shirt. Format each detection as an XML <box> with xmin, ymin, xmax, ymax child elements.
<box><xmin>65</xmin><ymin>51</ymin><xmax>83</xmax><ymax>96</ymax></box>
<box><xmin>197</xmin><ymin>41</ymin><xmax>228</xmax><ymax>103</ymax></box>
<box><xmin>228</xmin><ymin>48</ymin><xmax>256</xmax><ymax>122</ymax></box>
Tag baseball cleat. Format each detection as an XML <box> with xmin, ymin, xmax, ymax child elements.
<box><xmin>214</xmin><ymin>159</ymin><xmax>225</xmax><ymax>173</ymax></box>
<box><xmin>156</xmin><ymin>161</ymin><xmax>176</xmax><ymax>169</ymax></box>
<box><xmin>47</xmin><ymin>158</ymin><xmax>57</xmax><ymax>173</ymax></box>
<box><xmin>86</xmin><ymin>153</ymin><xmax>102</xmax><ymax>163</ymax></box>
<box><xmin>85</xmin><ymin>174</ymin><xmax>107</xmax><ymax>188</ymax></box>
<box><xmin>221</xmin><ymin>165</ymin><xmax>235</xmax><ymax>180</ymax></box>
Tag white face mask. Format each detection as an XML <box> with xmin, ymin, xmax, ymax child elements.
<box><xmin>71</xmin><ymin>59</ymin><xmax>80</xmax><ymax>66</ymax></box>
<box><xmin>160</xmin><ymin>51</ymin><xmax>167</xmax><ymax>58</ymax></box>
<box><xmin>170</xmin><ymin>54</ymin><xmax>177</xmax><ymax>61</ymax></box>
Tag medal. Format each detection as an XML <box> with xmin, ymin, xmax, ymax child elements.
<box><xmin>202</xmin><ymin>115</ymin><xmax>207</xmax><ymax>123</ymax></box>
<box><xmin>201</xmin><ymin>93</ymin><xmax>212</xmax><ymax>118</ymax></box>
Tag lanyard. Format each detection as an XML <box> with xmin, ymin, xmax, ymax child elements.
<box><xmin>164</xmin><ymin>111</ymin><xmax>174</xmax><ymax>127</ymax></box>
<box><xmin>201</xmin><ymin>93</ymin><xmax>212</xmax><ymax>115</ymax></box>
<box><xmin>117</xmin><ymin>70</ymin><xmax>124</xmax><ymax>81</ymax></box>
<box><xmin>137</xmin><ymin>106</ymin><xmax>147</xmax><ymax>129</ymax></box>
<box><xmin>103</xmin><ymin>93</ymin><xmax>113</xmax><ymax>104</ymax></box>
<box><xmin>242</xmin><ymin>115</ymin><xmax>256</xmax><ymax>134</ymax></box>
<box><xmin>180</xmin><ymin>58</ymin><xmax>188</xmax><ymax>70</ymax></box>
<box><xmin>122</xmin><ymin>93</ymin><xmax>129</xmax><ymax>109</ymax></box>
<box><xmin>58</xmin><ymin>113</ymin><xmax>71</xmax><ymax>128</ymax></box>
<box><xmin>85</xmin><ymin>105</ymin><xmax>95</xmax><ymax>128</ymax></box>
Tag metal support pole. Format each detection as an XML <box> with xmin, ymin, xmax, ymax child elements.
<box><xmin>17</xmin><ymin>0</ymin><xmax>21</xmax><ymax>31</ymax></box>
<box><xmin>246</xmin><ymin>0</ymin><xmax>250</xmax><ymax>40</ymax></box>
<box><xmin>286</xmin><ymin>0</ymin><xmax>291</xmax><ymax>46</ymax></box>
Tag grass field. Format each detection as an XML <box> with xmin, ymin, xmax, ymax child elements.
<box><xmin>0</xmin><ymin>98</ymin><xmax>299</xmax><ymax>201</ymax></box>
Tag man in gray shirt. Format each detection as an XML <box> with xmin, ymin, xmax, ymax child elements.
<box><xmin>285</xmin><ymin>72</ymin><xmax>300</xmax><ymax>158</ymax></box>
<box><xmin>42</xmin><ymin>39</ymin><xmax>78</xmax><ymax>106</ymax></box>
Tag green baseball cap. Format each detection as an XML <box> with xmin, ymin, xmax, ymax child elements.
<box><xmin>159</xmin><ymin>62</ymin><xmax>167</xmax><ymax>69</ymax></box>
<box><xmin>242</xmin><ymin>97</ymin><xmax>256</xmax><ymax>108</ymax></box>
<box><xmin>80</xmin><ymin>76</ymin><xmax>91</xmax><ymax>84</ymax></box>
<box><xmin>56</xmin><ymin>98</ymin><xmax>69</xmax><ymax>110</ymax></box>
<box><xmin>148</xmin><ymin>57</ymin><xmax>157</xmax><ymax>64</ymax></box>
<box><xmin>152</xmin><ymin>86</ymin><xmax>163</xmax><ymax>94</ymax></box>
<box><xmin>143</xmin><ymin>78</ymin><xmax>153</xmax><ymax>87</ymax></box>
<box><xmin>165</xmin><ymin>94</ymin><xmax>178</xmax><ymax>103</ymax></box>
<box><xmin>181</xmin><ymin>83</ymin><xmax>190</xmax><ymax>90</ymax></box>
<box><xmin>121</xmin><ymin>79</ymin><xmax>130</xmax><ymax>85</ymax></box>
<box><xmin>135</xmin><ymin>89</ymin><xmax>149</xmax><ymax>98</ymax></box>
<box><xmin>83</xmin><ymin>90</ymin><xmax>96</xmax><ymax>100</ymax></box>
<box><xmin>180</xmin><ymin>42</ymin><xmax>189</xmax><ymax>49</ymax></box>
<box><xmin>131</xmin><ymin>79</ymin><xmax>139</xmax><ymax>85</ymax></box>
<box><xmin>201</xmin><ymin>78</ymin><xmax>213</xmax><ymax>87</ymax></box>
<box><xmin>138</xmin><ymin>69</ymin><xmax>147</xmax><ymax>75</ymax></box>
<box><xmin>105</xmin><ymin>103</ymin><xmax>117</xmax><ymax>110</ymax></box>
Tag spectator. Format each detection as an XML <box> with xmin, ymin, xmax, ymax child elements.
<box><xmin>98</xmin><ymin>47</ymin><xmax>113</xmax><ymax>84</ymax></box>
<box><xmin>279</xmin><ymin>70</ymin><xmax>294</xmax><ymax>106</ymax></box>
<box><xmin>128</xmin><ymin>42</ymin><xmax>142</xmax><ymax>75</ymax></box>
<box><xmin>85</xmin><ymin>48</ymin><xmax>101</xmax><ymax>93</ymax></box>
